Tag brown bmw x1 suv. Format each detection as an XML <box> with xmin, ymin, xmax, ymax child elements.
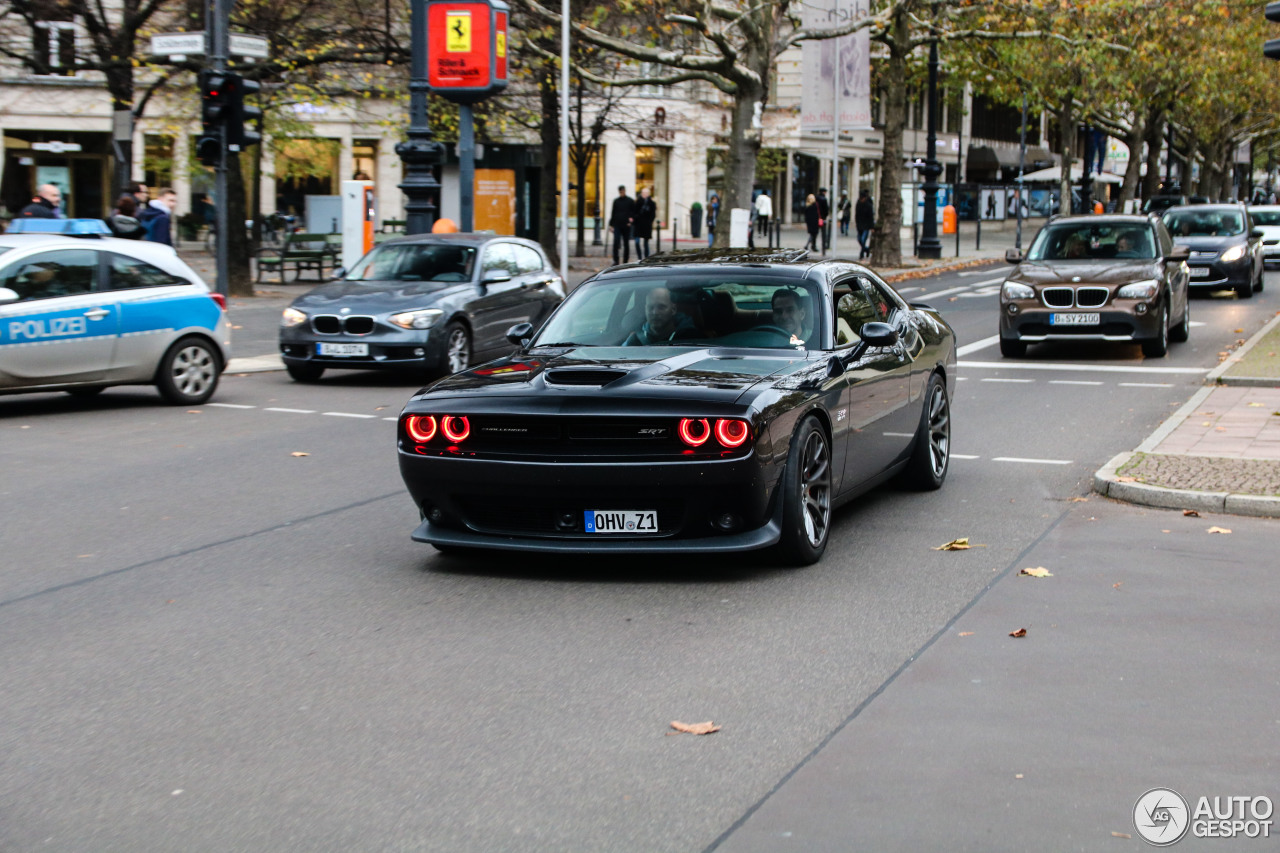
<box><xmin>999</xmin><ymin>214</ymin><xmax>1191</xmax><ymax>358</ymax></box>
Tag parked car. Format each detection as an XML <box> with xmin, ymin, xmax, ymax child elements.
<box><xmin>0</xmin><ymin>220</ymin><xmax>228</xmax><ymax>404</ymax></box>
<box><xmin>1141</xmin><ymin>195</ymin><xmax>1188</xmax><ymax>214</ymax></box>
<box><xmin>999</xmin><ymin>214</ymin><xmax>1191</xmax><ymax>359</ymax></box>
<box><xmin>397</xmin><ymin>248</ymin><xmax>957</xmax><ymax>566</ymax></box>
<box><xmin>1161</xmin><ymin>204</ymin><xmax>1264</xmax><ymax>299</ymax></box>
<box><xmin>279</xmin><ymin>234</ymin><xmax>564</xmax><ymax>382</ymax></box>
<box><xmin>1246</xmin><ymin>204</ymin><xmax>1280</xmax><ymax>267</ymax></box>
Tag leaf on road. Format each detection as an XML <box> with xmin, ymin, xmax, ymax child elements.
<box><xmin>1182</xmin><ymin>509</ymin><xmax>1200</xmax><ymax>517</ymax></box>
<box><xmin>1115</xmin><ymin>475</ymin><xmax>1139</xmax><ymax>483</ymax></box>
<box><xmin>1069</xmin><ymin>496</ymin><xmax>1089</xmax><ymax>502</ymax></box>
<box><xmin>934</xmin><ymin>537</ymin><xmax>971</xmax><ymax>550</ymax></box>
<box><xmin>958</xmin><ymin>631</ymin><xmax>975</xmax><ymax>637</ymax></box>
<box><xmin>187</xmin><ymin>410</ymin><xmax>202</xmax><ymax>414</ymax></box>
<box><xmin>670</xmin><ymin>720</ymin><xmax>720</xmax><ymax>735</ymax></box>
<box><xmin>1113</xmin><ymin>582</ymin><xmax>1124</xmax><ymax>590</ymax></box>
<box><xmin>1207</xmin><ymin>526</ymin><xmax>1232</xmax><ymax>534</ymax></box>
<box><xmin>291</xmin><ymin>451</ymin><xmax>310</xmax><ymax>457</ymax></box>
<box><xmin>1234</xmin><ymin>328</ymin><xmax>1244</xmax><ymax>333</ymax></box>
<box><xmin>1247</xmin><ymin>402</ymin><xmax>1265</xmax><ymax>407</ymax></box>
<box><xmin>1009</xmin><ymin>628</ymin><xmax>1028</xmax><ymax>638</ymax></box>
<box><xmin>1112</xmin><ymin>831</ymin><xmax>1132</xmax><ymax>839</ymax></box>
<box><xmin>1019</xmin><ymin>567</ymin><xmax>1052</xmax><ymax>578</ymax></box>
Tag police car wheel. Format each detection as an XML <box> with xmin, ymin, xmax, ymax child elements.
<box><xmin>157</xmin><ymin>336</ymin><xmax>221</xmax><ymax>405</ymax></box>
<box><xmin>65</xmin><ymin>386</ymin><xmax>106</xmax><ymax>398</ymax></box>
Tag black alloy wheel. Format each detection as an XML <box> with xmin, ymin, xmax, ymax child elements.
<box><xmin>156</xmin><ymin>336</ymin><xmax>221</xmax><ymax>405</ymax></box>
<box><xmin>776</xmin><ymin>416</ymin><xmax>832</xmax><ymax>566</ymax></box>
<box><xmin>1141</xmin><ymin>304</ymin><xmax>1169</xmax><ymax>358</ymax></box>
<box><xmin>1236</xmin><ymin>272</ymin><xmax>1255</xmax><ymax>299</ymax></box>
<box><xmin>286</xmin><ymin>363</ymin><xmax>325</xmax><ymax>383</ymax></box>
<box><xmin>999</xmin><ymin>336</ymin><xmax>1026</xmax><ymax>358</ymax></box>
<box><xmin>901</xmin><ymin>373</ymin><xmax>951</xmax><ymax>490</ymax></box>
<box><xmin>1255</xmin><ymin>261</ymin><xmax>1265</xmax><ymax>293</ymax></box>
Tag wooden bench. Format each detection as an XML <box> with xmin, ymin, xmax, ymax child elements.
<box><xmin>255</xmin><ymin>232</ymin><xmax>340</xmax><ymax>282</ymax></box>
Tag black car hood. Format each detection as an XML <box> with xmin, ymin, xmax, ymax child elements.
<box><xmin>290</xmin><ymin>280</ymin><xmax>464</xmax><ymax>312</ymax></box>
<box><xmin>418</xmin><ymin>346</ymin><xmax>812</xmax><ymax>404</ymax></box>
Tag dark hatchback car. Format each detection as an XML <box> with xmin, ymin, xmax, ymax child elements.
<box><xmin>279</xmin><ymin>234</ymin><xmax>564</xmax><ymax>381</ymax></box>
<box><xmin>397</xmin><ymin>249</ymin><xmax>957</xmax><ymax>566</ymax></box>
<box><xmin>999</xmin><ymin>215</ymin><xmax>1191</xmax><ymax>358</ymax></box>
<box><xmin>1161</xmin><ymin>204</ymin><xmax>1264</xmax><ymax>299</ymax></box>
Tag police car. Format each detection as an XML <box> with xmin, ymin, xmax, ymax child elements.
<box><xmin>0</xmin><ymin>219</ymin><xmax>229</xmax><ymax>404</ymax></box>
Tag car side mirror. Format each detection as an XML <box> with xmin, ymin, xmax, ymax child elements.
<box><xmin>1005</xmin><ymin>248</ymin><xmax>1023</xmax><ymax>264</ymax></box>
<box><xmin>1250</xmin><ymin>228</ymin><xmax>1265</xmax><ymax>239</ymax></box>
<box><xmin>861</xmin><ymin>322</ymin><xmax>899</xmax><ymax>348</ymax></box>
<box><xmin>1166</xmin><ymin>246</ymin><xmax>1191</xmax><ymax>262</ymax></box>
<box><xmin>0</xmin><ymin>287</ymin><xmax>18</xmax><ymax>305</ymax></box>
<box><xmin>482</xmin><ymin>270</ymin><xmax>512</xmax><ymax>285</ymax></box>
<box><xmin>506</xmin><ymin>322</ymin><xmax>534</xmax><ymax>348</ymax></box>
<box><xmin>328</xmin><ymin>266</ymin><xmax>346</xmax><ymax>281</ymax></box>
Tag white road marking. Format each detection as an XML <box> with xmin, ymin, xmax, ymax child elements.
<box><xmin>951</xmin><ymin>454</ymin><xmax>980</xmax><ymax>459</ymax></box>
<box><xmin>957</xmin><ymin>269</ymin><xmax>1000</xmax><ymax>277</ymax></box>
<box><xmin>981</xmin><ymin>377</ymin><xmax>1034</xmax><ymax>383</ymax></box>
<box><xmin>956</xmin><ymin>285</ymin><xmax>1002</xmax><ymax>298</ymax></box>
<box><xmin>1118</xmin><ymin>382</ymin><xmax>1174</xmax><ymax>388</ymax></box>
<box><xmin>1048</xmin><ymin>380</ymin><xmax>1104</xmax><ymax>386</ymax></box>
<box><xmin>209</xmin><ymin>402</ymin><xmax>256</xmax><ymax>409</ymax></box>
<box><xmin>883</xmin><ymin>432</ymin><xmax>915</xmax><ymax>437</ymax></box>
<box><xmin>956</xmin><ymin>335</ymin><xmax>999</xmax><ymax>356</ymax></box>
<box><xmin>993</xmin><ymin>456</ymin><xmax>1074</xmax><ymax>465</ymax></box>
<box><xmin>960</xmin><ymin>360</ymin><xmax>1209</xmax><ymax>375</ymax></box>
<box><xmin>323</xmin><ymin>412</ymin><xmax>378</xmax><ymax>419</ymax></box>
<box><xmin>265</xmin><ymin>407</ymin><xmax>316</xmax><ymax>414</ymax></box>
<box><xmin>1189</xmin><ymin>320</ymin><xmax>1207</xmax><ymax>327</ymax></box>
<box><xmin>920</xmin><ymin>277</ymin><xmax>1005</xmax><ymax>299</ymax></box>
<box><xmin>383</xmin><ymin>417</ymin><xmax>399</xmax><ymax>421</ymax></box>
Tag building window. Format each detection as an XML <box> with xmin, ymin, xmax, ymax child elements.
<box><xmin>34</xmin><ymin>21</ymin><xmax>77</xmax><ymax>76</ymax></box>
<box><xmin>144</xmin><ymin>136</ymin><xmax>175</xmax><ymax>191</ymax></box>
<box><xmin>637</xmin><ymin>62</ymin><xmax>668</xmax><ymax>98</ymax></box>
<box><xmin>557</xmin><ymin>146</ymin><xmax>603</xmax><ymax>220</ymax></box>
<box><xmin>352</xmin><ymin>140</ymin><xmax>377</xmax><ymax>180</ymax></box>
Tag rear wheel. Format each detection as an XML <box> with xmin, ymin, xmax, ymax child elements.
<box><xmin>999</xmin><ymin>336</ymin><xmax>1026</xmax><ymax>358</ymax></box>
<box><xmin>901</xmin><ymin>373</ymin><xmax>950</xmax><ymax>490</ymax></box>
<box><xmin>286</xmin><ymin>363</ymin><xmax>325</xmax><ymax>383</ymax></box>
<box><xmin>1141</xmin><ymin>305</ymin><xmax>1169</xmax><ymax>358</ymax></box>
<box><xmin>156</xmin><ymin>337</ymin><xmax>221</xmax><ymax>404</ymax></box>
<box><xmin>775</xmin><ymin>417</ymin><xmax>832</xmax><ymax>566</ymax></box>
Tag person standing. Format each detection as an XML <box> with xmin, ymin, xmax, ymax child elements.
<box><xmin>633</xmin><ymin>187</ymin><xmax>657</xmax><ymax>260</ymax></box>
<box><xmin>18</xmin><ymin>184</ymin><xmax>61</xmax><ymax>219</ymax></box>
<box><xmin>816</xmin><ymin>188</ymin><xmax>831</xmax><ymax>254</ymax></box>
<box><xmin>706</xmin><ymin>193</ymin><xmax>720</xmax><ymax>247</ymax></box>
<box><xmin>105</xmin><ymin>195</ymin><xmax>146</xmax><ymax>239</ymax></box>
<box><xmin>609</xmin><ymin>185</ymin><xmax>634</xmax><ymax>265</ymax></box>
<box><xmin>803</xmin><ymin>193</ymin><xmax>821</xmax><ymax>252</ymax></box>
<box><xmin>753</xmin><ymin>189</ymin><xmax>773</xmax><ymax>248</ymax></box>
<box><xmin>855</xmin><ymin>189</ymin><xmax>875</xmax><ymax>260</ymax></box>
<box><xmin>837</xmin><ymin>192</ymin><xmax>851</xmax><ymax>236</ymax></box>
<box><xmin>139</xmin><ymin>187</ymin><xmax>177</xmax><ymax>246</ymax></box>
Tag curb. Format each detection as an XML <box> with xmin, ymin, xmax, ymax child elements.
<box><xmin>1092</xmin><ymin>451</ymin><xmax>1280</xmax><ymax>517</ymax></box>
<box><xmin>1205</xmin><ymin>311</ymin><xmax>1280</xmax><ymax>386</ymax></box>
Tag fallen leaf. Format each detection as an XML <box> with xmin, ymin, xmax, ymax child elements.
<box><xmin>948</xmin><ymin>296</ymin><xmax>958</xmax><ymax>302</ymax></box>
<box><xmin>1182</xmin><ymin>509</ymin><xmax>1200</xmax><ymax>517</ymax></box>
<box><xmin>1015</xmin><ymin>773</ymin><xmax>1024</xmax><ymax>779</ymax></box>
<box><xmin>375</xmin><ymin>406</ymin><xmax>388</xmax><ymax>410</ymax></box>
<box><xmin>1215</xmin><ymin>426</ymin><xmax>1227</xmax><ymax>432</ymax></box>
<box><xmin>958</xmin><ymin>631</ymin><xmax>975</xmax><ymax>637</ymax></box>
<box><xmin>1115</xmin><ymin>475</ymin><xmax>1138</xmax><ymax>483</ymax></box>
<box><xmin>1069</xmin><ymin>496</ymin><xmax>1089</xmax><ymax>502</ymax></box>
<box><xmin>1019</xmin><ymin>567</ymin><xmax>1053</xmax><ymax>578</ymax></box>
<box><xmin>1161</xmin><ymin>529</ymin><xmax>1171</xmax><ymax>533</ymax></box>
<box><xmin>231</xmin><ymin>324</ymin><xmax>243</xmax><ymax>329</ymax></box>
<box><xmin>1113</xmin><ymin>582</ymin><xmax>1123</xmax><ymax>589</ymax></box>
<box><xmin>1201</xmin><ymin>421</ymin><xmax>1213</xmax><ymax>427</ymax></box>
<box><xmin>670</xmin><ymin>720</ymin><xmax>720</xmax><ymax>735</ymax></box>
<box><xmin>1009</xmin><ymin>628</ymin><xmax>1027</xmax><ymax>638</ymax></box>
<box><xmin>1207</xmin><ymin>526</ymin><xmax>1232</xmax><ymax>534</ymax></box>
<box><xmin>187</xmin><ymin>409</ymin><xmax>202</xmax><ymax>414</ymax></box>
<box><xmin>934</xmin><ymin>537</ymin><xmax>971</xmax><ymax>551</ymax></box>
<box><xmin>1247</xmin><ymin>402</ymin><xmax>1265</xmax><ymax>407</ymax></box>
<box><xmin>290</xmin><ymin>451</ymin><xmax>310</xmax><ymax>457</ymax></box>
<box><xmin>1112</xmin><ymin>831</ymin><xmax>1132</xmax><ymax>839</ymax></box>
<box><xmin>1234</xmin><ymin>328</ymin><xmax>1244</xmax><ymax>333</ymax></box>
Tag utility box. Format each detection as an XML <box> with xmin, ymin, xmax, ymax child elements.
<box><xmin>729</xmin><ymin>207</ymin><xmax>751</xmax><ymax>248</ymax></box>
<box><xmin>341</xmin><ymin>180</ymin><xmax>376</xmax><ymax>269</ymax></box>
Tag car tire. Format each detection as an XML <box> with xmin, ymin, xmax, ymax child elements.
<box><xmin>1236</xmin><ymin>276</ymin><xmax>1255</xmax><ymax>300</ymax></box>
<box><xmin>1169</xmin><ymin>299</ymin><xmax>1190</xmax><ymax>343</ymax></box>
<box><xmin>1255</xmin><ymin>263</ymin><xmax>1265</xmax><ymax>293</ymax></box>
<box><xmin>775</xmin><ymin>416</ymin><xmax>832</xmax><ymax>567</ymax></box>
<box><xmin>1141</xmin><ymin>305</ymin><xmax>1169</xmax><ymax>358</ymax></box>
<box><xmin>900</xmin><ymin>373</ymin><xmax>950</xmax><ymax>491</ymax></box>
<box><xmin>156</xmin><ymin>336</ymin><xmax>221</xmax><ymax>405</ymax></box>
<box><xmin>65</xmin><ymin>386</ymin><xmax>106</xmax><ymax>398</ymax></box>
<box><xmin>999</xmin><ymin>336</ymin><xmax>1026</xmax><ymax>358</ymax></box>
<box><xmin>439</xmin><ymin>322</ymin><xmax>471</xmax><ymax>376</ymax></box>
<box><xmin>286</xmin><ymin>363</ymin><xmax>325</xmax><ymax>383</ymax></box>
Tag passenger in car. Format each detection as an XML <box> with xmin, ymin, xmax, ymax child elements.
<box><xmin>623</xmin><ymin>286</ymin><xmax>698</xmax><ymax>345</ymax></box>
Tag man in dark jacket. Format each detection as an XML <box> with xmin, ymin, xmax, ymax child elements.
<box><xmin>632</xmin><ymin>187</ymin><xmax>657</xmax><ymax>260</ymax></box>
<box><xmin>855</xmin><ymin>189</ymin><xmax>875</xmax><ymax>260</ymax></box>
<box><xmin>609</xmin><ymin>185</ymin><xmax>634</xmax><ymax>265</ymax></box>
<box><xmin>816</xmin><ymin>188</ymin><xmax>831</xmax><ymax>254</ymax></box>
<box><xmin>19</xmin><ymin>184</ymin><xmax>61</xmax><ymax>218</ymax></box>
<box><xmin>138</xmin><ymin>187</ymin><xmax>177</xmax><ymax>246</ymax></box>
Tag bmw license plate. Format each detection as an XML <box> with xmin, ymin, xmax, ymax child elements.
<box><xmin>317</xmin><ymin>342</ymin><xmax>369</xmax><ymax>356</ymax></box>
<box><xmin>1049</xmin><ymin>313</ymin><xmax>1100</xmax><ymax>326</ymax></box>
<box><xmin>585</xmin><ymin>510</ymin><xmax>659</xmax><ymax>534</ymax></box>
<box><xmin>1188</xmin><ymin>267</ymin><xmax>1211</xmax><ymax>278</ymax></box>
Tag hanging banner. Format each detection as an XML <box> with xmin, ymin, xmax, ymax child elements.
<box><xmin>800</xmin><ymin>0</ymin><xmax>872</xmax><ymax>132</ymax></box>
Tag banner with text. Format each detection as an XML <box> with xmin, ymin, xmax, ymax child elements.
<box><xmin>800</xmin><ymin>0</ymin><xmax>872</xmax><ymax>132</ymax></box>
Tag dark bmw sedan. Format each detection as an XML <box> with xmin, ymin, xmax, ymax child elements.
<box><xmin>1161</xmin><ymin>204</ymin><xmax>1264</xmax><ymax>299</ymax></box>
<box><xmin>279</xmin><ymin>234</ymin><xmax>564</xmax><ymax>382</ymax></box>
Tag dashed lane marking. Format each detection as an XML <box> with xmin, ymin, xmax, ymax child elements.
<box><xmin>981</xmin><ymin>377</ymin><xmax>1034</xmax><ymax>383</ymax></box>
<box><xmin>951</xmin><ymin>454</ymin><xmax>980</xmax><ymax>459</ymax></box>
<box><xmin>264</xmin><ymin>407</ymin><xmax>317</xmax><ymax>414</ymax></box>
<box><xmin>323</xmin><ymin>412</ymin><xmax>378</xmax><ymax>419</ymax></box>
<box><xmin>956</xmin><ymin>335</ymin><xmax>999</xmax><ymax>356</ymax></box>
<box><xmin>1048</xmin><ymin>380</ymin><xmax>1104</xmax><ymax>386</ymax></box>
<box><xmin>209</xmin><ymin>403</ymin><xmax>256</xmax><ymax>409</ymax></box>
<box><xmin>960</xmin><ymin>360</ymin><xmax>1209</xmax><ymax>375</ymax></box>
<box><xmin>993</xmin><ymin>456</ymin><xmax>1073</xmax><ymax>465</ymax></box>
<box><xmin>1118</xmin><ymin>382</ymin><xmax>1175</xmax><ymax>388</ymax></box>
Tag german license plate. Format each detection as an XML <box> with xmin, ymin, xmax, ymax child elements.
<box><xmin>584</xmin><ymin>510</ymin><xmax>659</xmax><ymax>534</ymax></box>
<box><xmin>1049</xmin><ymin>313</ymin><xmax>1100</xmax><ymax>326</ymax></box>
<box><xmin>317</xmin><ymin>342</ymin><xmax>369</xmax><ymax>356</ymax></box>
<box><xmin>1188</xmin><ymin>267</ymin><xmax>1211</xmax><ymax>278</ymax></box>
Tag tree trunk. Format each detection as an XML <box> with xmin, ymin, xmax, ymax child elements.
<box><xmin>1119</xmin><ymin>117</ymin><xmax>1144</xmax><ymax>205</ymax></box>
<box><xmin>1140</xmin><ymin>111</ymin><xmax>1164</xmax><ymax>202</ymax></box>
<box><xmin>1180</xmin><ymin>137</ymin><xmax>1195</xmax><ymax>194</ymax></box>
<box><xmin>714</xmin><ymin>77</ymin><xmax>764</xmax><ymax>249</ymax></box>
<box><xmin>574</xmin><ymin>158</ymin><xmax>588</xmax><ymax>257</ymax></box>
<box><xmin>227</xmin><ymin>152</ymin><xmax>254</xmax><ymax>297</ymax></box>
<box><xmin>538</xmin><ymin>63</ymin><xmax>560</xmax><ymax>267</ymax></box>
<box><xmin>870</xmin><ymin>8</ymin><xmax>909</xmax><ymax>267</ymax></box>
<box><xmin>1057</xmin><ymin>101</ymin><xmax>1074</xmax><ymax>213</ymax></box>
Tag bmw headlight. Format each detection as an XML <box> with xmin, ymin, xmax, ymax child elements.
<box><xmin>1001</xmin><ymin>281</ymin><xmax>1035</xmax><ymax>300</ymax></box>
<box><xmin>1117</xmin><ymin>280</ymin><xmax>1159</xmax><ymax>299</ymax></box>
<box><xmin>281</xmin><ymin>307</ymin><xmax>307</xmax><ymax>327</ymax></box>
<box><xmin>390</xmin><ymin>308</ymin><xmax>444</xmax><ymax>330</ymax></box>
<box><xmin>1219</xmin><ymin>245</ymin><xmax>1246</xmax><ymax>263</ymax></box>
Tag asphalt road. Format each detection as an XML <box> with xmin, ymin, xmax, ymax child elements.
<box><xmin>1</xmin><ymin>265</ymin><xmax>1275</xmax><ymax>851</ymax></box>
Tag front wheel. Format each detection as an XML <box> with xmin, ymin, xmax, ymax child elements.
<box><xmin>1236</xmin><ymin>276</ymin><xmax>1255</xmax><ymax>300</ymax></box>
<box><xmin>286</xmin><ymin>363</ymin><xmax>325</xmax><ymax>383</ymax></box>
<box><xmin>1141</xmin><ymin>305</ymin><xmax>1169</xmax><ymax>358</ymax></box>
<box><xmin>439</xmin><ymin>322</ymin><xmax>471</xmax><ymax>376</ymax></box>
<box><xmin>1255</xmin><ymin>262</ymin><xmax>1265</xmax><ymax>293</ymax></box>
<box><xmin>775</xmin><ymin>417</ymin><xmax>833</xmax><ymax>566</ymax></box>
<box><xmin>999</xmin><ymin>336</ymin><xmax>1026</xmax><ymax>358</ymax></box>
<box><xmin>900</xmin><ymin>373</ymin><xmax>951</xmax><ymax>490</ymax></box>
<box><xmin>156</xmin><ymin>337</ymin><xmax>221</xmax><ymax>404</ymax></box>
<box><xmin>1169</xmin><ymin>299</ymin><xmax>1190</xmax><ymax>343</ymax></box>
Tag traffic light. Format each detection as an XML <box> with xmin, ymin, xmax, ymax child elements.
<box><xmin>1266</xmin><ymin>2</ymin><xmax>1280</xmax><ymax>59</ymax></box>
<box><xmin>227</xmin><ymin>75</ymin><xmax>262</xmax><ymax>151</ymax></box>
<box><xmin>198</xmin><ymin>70</ymin><xmax>230</xmax><ymax>166</ymax></box>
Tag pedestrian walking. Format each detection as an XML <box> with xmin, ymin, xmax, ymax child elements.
<box><xmin>18</xmin><ymin>184</ymin><xmax>61</xmax><ymax>219</ymax></box>
<box><xmin>753</xmin><ymin>189</ymin><xmax>773</xmax><ymax>248</ymax></box>
<box><xmin>105</xmin><ymin>195</ymin><xmax>146</xmax><ymax>239</ymax></box>
<box><xmin>633</xmin><ymin>187</ymin><xmax>656</xmax><ymax>260</ymax></box>
<box><xmin>706</xmin><ymin>193</ymin><xmax>720</xmax><ymax>247</ymax></box>
<box><xmin>139</xmin><ymin>187</ymin><xmax>177</xmax><ymax>246</ymax></box>
<box><xmin>837</xmin><ymin>192</ymin><xmax>851</xmax><ymax>237</ymax></box>
<box><xmin>855</xmin><ymin>189</ymin><xmax>875</xmax><ymax>260</ymax></box>
<box><xmin>803</xmin><ymin>193</ymin><xmax>822</xmax><ymax>252</ymax></box>
<box><xmin>817</xmin><ymin>188</ymin><xmax>831</xmax><ymax>254</ymax></box>
<box><xmin>609</xmin><ymin>185</ymin><xmax>634</xmax><ymax>265</ymax></box>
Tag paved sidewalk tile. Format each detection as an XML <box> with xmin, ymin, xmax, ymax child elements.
<box><xmin>1152</xmin><ymin>386</ymin><xmax>1280</xmax><ymax>459</ymax></box>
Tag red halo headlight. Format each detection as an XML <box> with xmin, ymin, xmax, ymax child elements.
<box><xmin>678</xmin><ymin>417</ymin><xmax>711</xmax><ymax>447</ymax></box>
<box><xmin>405</xmin><ymin>415</ymin><xmax>438</xmax><ymax>443</ymax></box>
<box><xmin>441</xmin><ymin>415</ymin><xmax>471</xmax><ymax>443</ymax></box>
<box><xmin>714</xmin><ymin>418</ymin><xmax>750</xmax><ymax>448</ymax></box>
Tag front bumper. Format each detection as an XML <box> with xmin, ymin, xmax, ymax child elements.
<box><xmin>1186</xmin><ymin>258</ymin><xmax>1250</xmax><ymax>288</ymax></box>
<box><xmin>1000</xmin><ymin>305</ymin><xmax>1165</xmax><ymax>342</ymax></box>
<box><xmin>279</xmin><ymin>324</ymin><xmax>443</xmax><ymax>370</ymax></box>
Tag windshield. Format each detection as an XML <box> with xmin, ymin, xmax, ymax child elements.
<box><xmin>345</xmin><ymin>243</ymin><xmax>475</xmax><ymax>282</ymax></box>
<box><xmin>1251</xmin><ymin>210</ymin><xmax>1280</xmax><ymax>226</ymax></box>
<box><xmin>533</xmin><ymin>273</ymin><xmax>825</xmax><ymax>350</ymax></box>
<box><xmin>1161</xmin><ymin>210</ymin><xmax>1245</xmax><ymax>237</ymax></box>
<box><xmin>1026</xmin><ymin>223</ymin><xmax>1157</xmax><ymax>261</ymax></box>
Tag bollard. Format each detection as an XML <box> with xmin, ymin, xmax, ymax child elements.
<box><xmin>673</xmin><ymin>220</ymin><xmax>678</xmax><ymax>250</ymax></box>
<box><xmin>976</xmin><ymin>215</ymin><xmax>981</xmax><ymax>251</ymax></box>
<box><xmin>655</xmin><ymin>223</ymin><xmax>662</xmax><ymax>254</ymax></box>
<box><xmin>913</xmin><ymin>221</ymin><xmax>919</xmax><ymax>256</ymax></box>
<box><xmin>955</xmin><ymin>218</ymin><xmax>961</xmax><ymax>257</ymax></box>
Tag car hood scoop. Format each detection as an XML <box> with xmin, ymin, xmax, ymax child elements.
<box><xmin>544</xmin><ymin>367</ymin><xmax>630</xmax><ymax>386</ymax></box>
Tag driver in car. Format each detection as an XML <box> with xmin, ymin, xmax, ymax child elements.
<box><xmin>769</xmin><ymin>287</ymin><xmax>807</xmax><ymax>343</ymax></box>
<box><xmin>623</xmin><ymin>286</ymin><xmax>697</xmax><ymax>345</ymax></box>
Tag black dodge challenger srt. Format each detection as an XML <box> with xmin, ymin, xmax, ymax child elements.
<box><xmin>398</xmin><ymin>249</ymin><xmax>957</xmax><ymax>565</ymax></box>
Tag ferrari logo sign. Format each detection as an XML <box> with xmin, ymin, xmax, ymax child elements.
<box><xmin>445</xmin><ymin>11</ymin><xmax>471</xmax><ymax>52</ymax></box>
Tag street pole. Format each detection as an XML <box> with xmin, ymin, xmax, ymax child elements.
<box><xmin>397</xmin><ymin>0</ymin><xmax>443</xmax><ymax>235</ymax></box>
<box><xmin>559</xmin><ymin>0</ymin><xmax>569</xmax><ymax>282</ymax></box>
<box><xmin>830</xmin><ymin>33</ymin><xmax>839</xmax><ymax>257</ymax></box>
<box><xmin>917</xmin><ymin>38</ymin><xmax>942</xmax><ymax>259</ymax></box>
<box><xmin>1016</xmin><ymin>93</ymin><xmax>1026</xmax><ymax>249</ymax></box>
<box><xmin>208</xmin><ymin>0</ymin><xmax>230</xmax><ymax>298</ymax></box>
<box><xmin>459</xmin><ymin>104</ymin><xmax>474</xmax><ymax>232</ymax></box>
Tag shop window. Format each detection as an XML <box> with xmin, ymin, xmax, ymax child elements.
<box><xmin>144</xmin><ymin>136</ymin><xmax>175</xmax><ymax>191</ymax></box>
<box><xmin>557</xmin><ymin>146</ymin><xmax>602</xmax><ymax>220</ymax></box>
<box><xmin>34</xmin><ymin>20</ymin><xmax>77</xmax><ymax>76</ymax></box>
<box><xmin>352</xmin><ymin>140</ymin><xmax>377</xmax><ymax>181</ymax></box>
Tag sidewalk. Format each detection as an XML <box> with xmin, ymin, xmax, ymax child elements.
<box><xmin>1095</xmin><ymin>311</ymin><xmax>1280</xmax><ymax>516</ymax></box>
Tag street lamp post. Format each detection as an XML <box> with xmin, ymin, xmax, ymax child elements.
<box><xmin>1080</xmin><ymin>122</ymin><xmax>1093</xmax><ymax>214</ymax></box>
<box><xmin>397</xmin><ymin>0</ymin><xmax>444</xmax><ymax>235</ymax></box>
<box><xmin>917</xmin><ymin>38</ymin><xmax>943</xmax><ymax>259</ymax></box>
